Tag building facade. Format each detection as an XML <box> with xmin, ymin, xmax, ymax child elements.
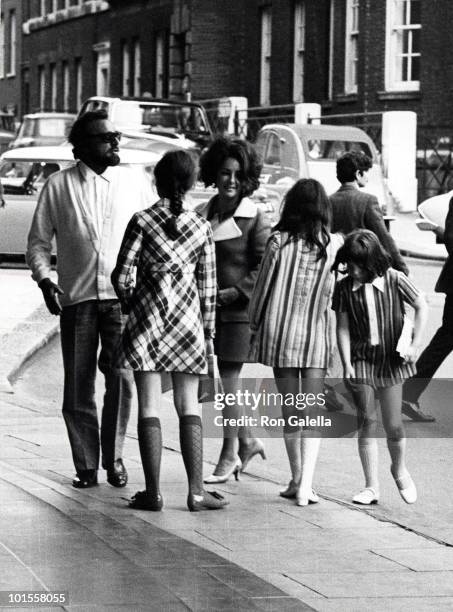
<box><xmin>2</xmin><ymin>0</ymin><xmax>452</xmax><ymax>131</ymax></box>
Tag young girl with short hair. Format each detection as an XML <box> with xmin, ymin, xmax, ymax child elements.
<box><xmin>332</xmin><ymin>229</ymin><xmax>427</xmax><ymax>504</ymax></box>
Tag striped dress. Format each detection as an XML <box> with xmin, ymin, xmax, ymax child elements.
<box><xmin>332</xmin><ymin>268</ymin><xmax>420</xmax><ymax>387</ymax></box>
<box><xmin>249</xmin><ymin>231</ymin><xmax>343</xmax><ymax>368</ymax></box>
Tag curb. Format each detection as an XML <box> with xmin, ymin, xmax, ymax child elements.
<box><xmin>0</xmin><ymin>305</ymin><xmax>59</xmax><ymax>394</ymax></box>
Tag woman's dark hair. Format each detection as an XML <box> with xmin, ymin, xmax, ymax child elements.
<box><xmin>336</xmin><ymin>151</ymin><xmax>372</xmax><ymax>183</ymax></box>
<box><xmin>199</xmin><ymin>136</ymin><xmax>262</xmax><ymax>198</ymax></box>
<box><xmin>331</xmin><ymin>229</ymin><xmax>391</xmax><ymax>281</ymax></box>
<box><xmin>68</xmin><ymin>109</ymin><xmax>108</xmax><ymax>149</ymax></box>
<box><xmin>273</xmin><ymin>178</ymin><xmax>331</xmax><ymax>260</ymax></box>
<box><xmin>154</xmin><ymin>150</ymin><xmax>197</xmax><ymax>239</ymax></box>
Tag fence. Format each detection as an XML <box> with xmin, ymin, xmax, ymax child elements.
<box><xmin>417</xmin><ymin>125</ymin><xmax>453</xmax><ymax>202</ymax></box>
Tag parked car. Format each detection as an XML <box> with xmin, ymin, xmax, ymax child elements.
<box><xmin>0</xmin><ymin>145</ymin><xmax>159</xmax><ymax>258</ymax></box>
<box><xmin>254</xmin><ymin>123</ymin><xmax>392</xmax><ymax>219</ymax></box>
<box><xmin>8</xmin><ymin>112</ymin><xmax>76</xmax><ymax>150</ymax></box>
<box><xmin>78</xmin><ymin>96</ymin><xmax>213</xmax><ymax>152</ymax></box>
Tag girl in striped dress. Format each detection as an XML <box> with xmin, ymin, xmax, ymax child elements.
<box><xmin>249</xmin><ymin>179</ymin><xmax>343</xmax><ymax>506</ymax></box>
<box><xmin>332</xmin><ymin>230</ymin><xmax>427</xmax><ymax>505</ymax></box>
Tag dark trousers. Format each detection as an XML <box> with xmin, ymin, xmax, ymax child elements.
<box><xmin>60</xmin><ymin>299</ymin><xmax>133</xmax><ymax>473</ymax></box>
<box><xmin>403</xmin><ymin>294</ymin><xmax>453</xmax><ymax>403</ymax></box>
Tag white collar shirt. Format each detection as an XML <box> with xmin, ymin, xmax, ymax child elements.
<box><xmin>26</xmin><ymin>161</ymin><xmax>153</xmax><ymax>307</ymax></box>
<box><xmin>352</xmin><ymin>275</ymin><xmax>385</xmax><ymax>346</ymax></box>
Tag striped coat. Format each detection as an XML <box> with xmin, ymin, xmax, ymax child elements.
<box><xmin>332</xmin><ymin>268</ymin><xmax>420</xmax><ymax>387</ymax></box>
<box><xmin>249</xmin><ymin>231</ymin><xmax>343</xmax><ymax>368</ymax></box>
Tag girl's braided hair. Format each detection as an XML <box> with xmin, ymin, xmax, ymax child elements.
<box><xmin>154</xmin><ymin>150</ymin><xmax>197</xmax><ymax>239</ymax></box>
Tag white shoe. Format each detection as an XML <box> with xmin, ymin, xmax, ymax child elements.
<box><xmin>296</xmin><ymin>489</ymin><xmax>319</xmax><ymax>506</ymax></box>
<box><xmin>352</xmin><ymin>487</ymin><xmax>379</xmax><ymax>505</ymax></box>
<box><xmin>203</xmin><ymin>458</ymin><xmax>242</xmax><ymax>484</ymax></box>
<box><xmin>393</xmin><ymin>472</ymin><xmax>417</xmax><ymax>504</ymax></box>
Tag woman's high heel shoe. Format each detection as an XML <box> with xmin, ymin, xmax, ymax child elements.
<box><xmin>238</xmin><ymin>439</ymin><xmax>266</xmax><ymax>473</ymax></box>
<box><xmin>279</xmin><ymin>480</ymin><xmax>299</xmax><ymax>499</ymax></box>
<box><xmin>203</xmin><ymin>458</ymin><xmax>242</xmax><ymax>484</ymax></box>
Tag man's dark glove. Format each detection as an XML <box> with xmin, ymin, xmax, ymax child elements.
<box><xmin>38</xmin><ymin>278</ymin><xmax>64</xmax><ymax>315</ymax></box>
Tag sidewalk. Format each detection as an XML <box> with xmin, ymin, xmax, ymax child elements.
<box><xmin>0</xmin><ymin>216</ymin><xmax>452</xmax><ymax>611</ymax></box>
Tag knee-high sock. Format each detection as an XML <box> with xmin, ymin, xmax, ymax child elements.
<box><xmin>137</xmin><ymin>417</ymin><xmax>162</xmax><ymax>496</ymax></box>
<box><xmin>283</xmin><ymin>427</ymin><xmax>301</xmax><ymax>483</ymax></box>
<box><xmin>299</xmin><ymin>436</ymin><xmax>321</xmax><ymax>495</ymax></box>
<box><xmin>387</xmin><ymin>437</ymin><xmax>407</xmax><ymax>479</ymax></box>
<box><xmin>358</xmin><ymin>437</ymin><xmax>379</xmax><ymax>491</ymax></box>
<box><xmin>179</xmin><ymin>415</ymin><xmax>203</xmax><ymax>496</ymax></box>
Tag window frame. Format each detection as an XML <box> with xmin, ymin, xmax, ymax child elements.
<box><xmin>7</xmin><ymin>8</ymin><xmax>16</xmax><ymax>77</ymax></box>
<box><xmin>344</xmin><ymin>0</ymin><xmax>359</xmax><ymax>94</ymax></box>
<box><xmin>260</xmin><ymin>6</ymin><xmax>272</xmax><ymax>106</ymax></box>
<box><xmin>385</xmin><ymin>0</ymin><xmax>421</xmax><ymax>92</ymax></box>
<box><xmin>293</xmin><ymin>0</ymin><xmax>305</xmax><ymax>103</ymax></box>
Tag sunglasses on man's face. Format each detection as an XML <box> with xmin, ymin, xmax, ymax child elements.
<box><xmin>86</xmin><ymin>131</ymin><xmax>122</xmax><ymax>144</ymax></box>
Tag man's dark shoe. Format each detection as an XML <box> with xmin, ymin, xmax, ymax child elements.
<box><xmin>402</xmin><ymin>400</ymin><xmax>436</xmax><ymax>423</ymax></box>
<box><xmin>72</xmin><ymin>470</ymin><xmax>98</xmax><ymax>489</ymax></box>
<box><xmin>106</xmin><ymin>459</ymin><xmax>128</xmax><ymax>488</ymax></box>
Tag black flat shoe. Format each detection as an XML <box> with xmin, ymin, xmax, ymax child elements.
<box><xmin>106</xmin><ymin>459</ymin><xmax>128</xmax><ymax>488</ymax></box>
<box><xmin>129</xmin><ymin>490</ymin><xmax>163</xmax><ymax>511</ymax></box>
<box><xmin>187</xmin><ymin>490</ymin><xmax>229</xmax><ymax>512</ymax></box>
<box><xmin>72</xmin><ymin>470</ymin><xmax>98</xmax><ymax>489</ymax></box>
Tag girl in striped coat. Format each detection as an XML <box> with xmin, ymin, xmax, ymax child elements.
<box><xmin>249</xmin><ymin>179</ymin><xmax>343</xmax><ymax>506</ymax></box>
<box><xmin>332</xmin><ymin>230</ymin><xmax>427</xmax><ymax>505</ymax></box>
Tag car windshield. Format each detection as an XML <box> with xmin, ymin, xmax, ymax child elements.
<box><xmin>306</xmin><ymin>139</ymin><xmax>373</xmax><ymax>160</ymax></box>
<box><xmin>20</xmin><ymin>118</ymin><xmax>73</xmax><ymax>139</ymax></box>
<box><xmin>117</xmin><ymin>102</ymin><xmax>208</xmax><ymax>136</ymax></box>
<box><xmin>0</xmin><ymin>160</ymin><xmax>61</xmax><ymax>194</ymax></box>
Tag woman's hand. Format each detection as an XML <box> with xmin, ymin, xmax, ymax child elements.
<box><xmin>402</xmin><ymin>343</ymin><xmax>421</xmax><ymax>364</ymax></box>
<box><xmin>343</xmin><ymin>363</ymin><xmax>355</xmax><ymax>380</ymax></box>
<box><xmin>217</xmin><ymin>287</ymin><xmax>239</xmax><ymax>306</ymax></box>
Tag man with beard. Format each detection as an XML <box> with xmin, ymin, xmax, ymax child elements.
<box><xmin>26</xmin><ymin>110</ymin><xmax>151</xmax><ymax>489</ymax></box>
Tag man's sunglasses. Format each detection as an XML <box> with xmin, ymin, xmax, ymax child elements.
<box><xmin>86</xmin><ymin>131</ymin><xmax>122</xmax><ymax>144</ymax></box>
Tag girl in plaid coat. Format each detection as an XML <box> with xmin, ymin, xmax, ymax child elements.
<box><xmin>112</xmin><ymin>150</ymin><xmax>228</xmax><ymax>512</ymax></box>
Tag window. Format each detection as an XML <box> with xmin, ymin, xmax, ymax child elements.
<box><xmin>327</xmin><ymin>0</ymin><xmax>335</xmax><ymax>100</ymax></box>
<box><xmin>293</xmin><ymin>1</ymin><xmax>305</xmax><ymax>103</ymax></box>
<box><xmin>345</xmin><ymin>0</ymin><xmax>359</xmax><ymax>93</ymax></box>
<box><xmin>260</xmin><ymin>6</ymin><xmax>272</xmax><ymax>106</ymax></box>
<box><xmin>75</xmin><ymin>58</ymin><xmax>82</xmax><ymax>109</ymax></box>
<box><xmin>155</xmin><ymin>31</ymin><xmax>167</xmax><ymax>98</ymax></box>
<box><xmin>7</xmin><ymin>9</ymin><xmax>16</xmax><ymax>76</ymax></box>
<box><xmin>121</xmin><ymin>41</ymin><xmax>130</xmax><ymax>96</ymax></box>
<box><xmin>385</xmin><ymin>0</ymin><xmax>421</xmax><ymax>91</ymax></box>
<box><xmin>38</xmin><ymin>65</ymin><xmax>46</xmax><ymax>110</ymax></box>
<box><xmin>50</xmin><ymin>64</ymin><xmax>57</xmax><ymax>110</ymax></box>
<box><xmin>62</xmin><ymin>62</ymin><xmax>70</xmax><ymax>111</ymax></box>
<box><xmin>0</xmin><ymin>13</ymin><xmax>4</xmax><ymax>79</ymax></box>
<box><xmin>133</xmin><ymin>39</ymin><xmax>141</xmax><ymax>97</ymax></box>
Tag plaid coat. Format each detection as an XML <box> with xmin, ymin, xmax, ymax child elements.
<box><xmin>112</xmin><ymin>200</ymin><xmax>216</xmax><ymax>373</ymax></box>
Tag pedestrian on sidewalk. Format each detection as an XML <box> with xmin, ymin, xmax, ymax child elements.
<box><xmin>196</xmin><ymin>137</ymin><xmax>271</xmax><ymax>484</ymax></box>
<box><xmin>111</xmin><ymin>150</ymin><xmax>228</xmax><ymax>512</ymax></box>
<box><xmin>249</xmin><ymin>179</ymin><xmax>343</xmax><ymax>506</ymax></box>
<box><xmin>402</xmin><ymin>196</ymin><xmax>453</xmax><ymax>419</ymax></box>
<box><xmin>332</xmin><ymin>230</ymin><xmax>428</xmax><ymax>505</ymax></box>
<box><xmin>329</xmin><ymin>151</ymin><xmax>433</xmax><ymax>423</ymax></box>
<box><xmin>26</xmin><ymin>110</ymin><xmax>151</xmax><ymax>489</ymax></box>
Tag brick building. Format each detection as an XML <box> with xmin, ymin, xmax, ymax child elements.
<box><xmin>3</xmin><ymin>0</ymin><xmax>453</xmax><ymax>131</ymax></box>
<box><xmin>20</xmin><ymin>0</ymin><xmax>110</xmax><ymax>115</ymax></box>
